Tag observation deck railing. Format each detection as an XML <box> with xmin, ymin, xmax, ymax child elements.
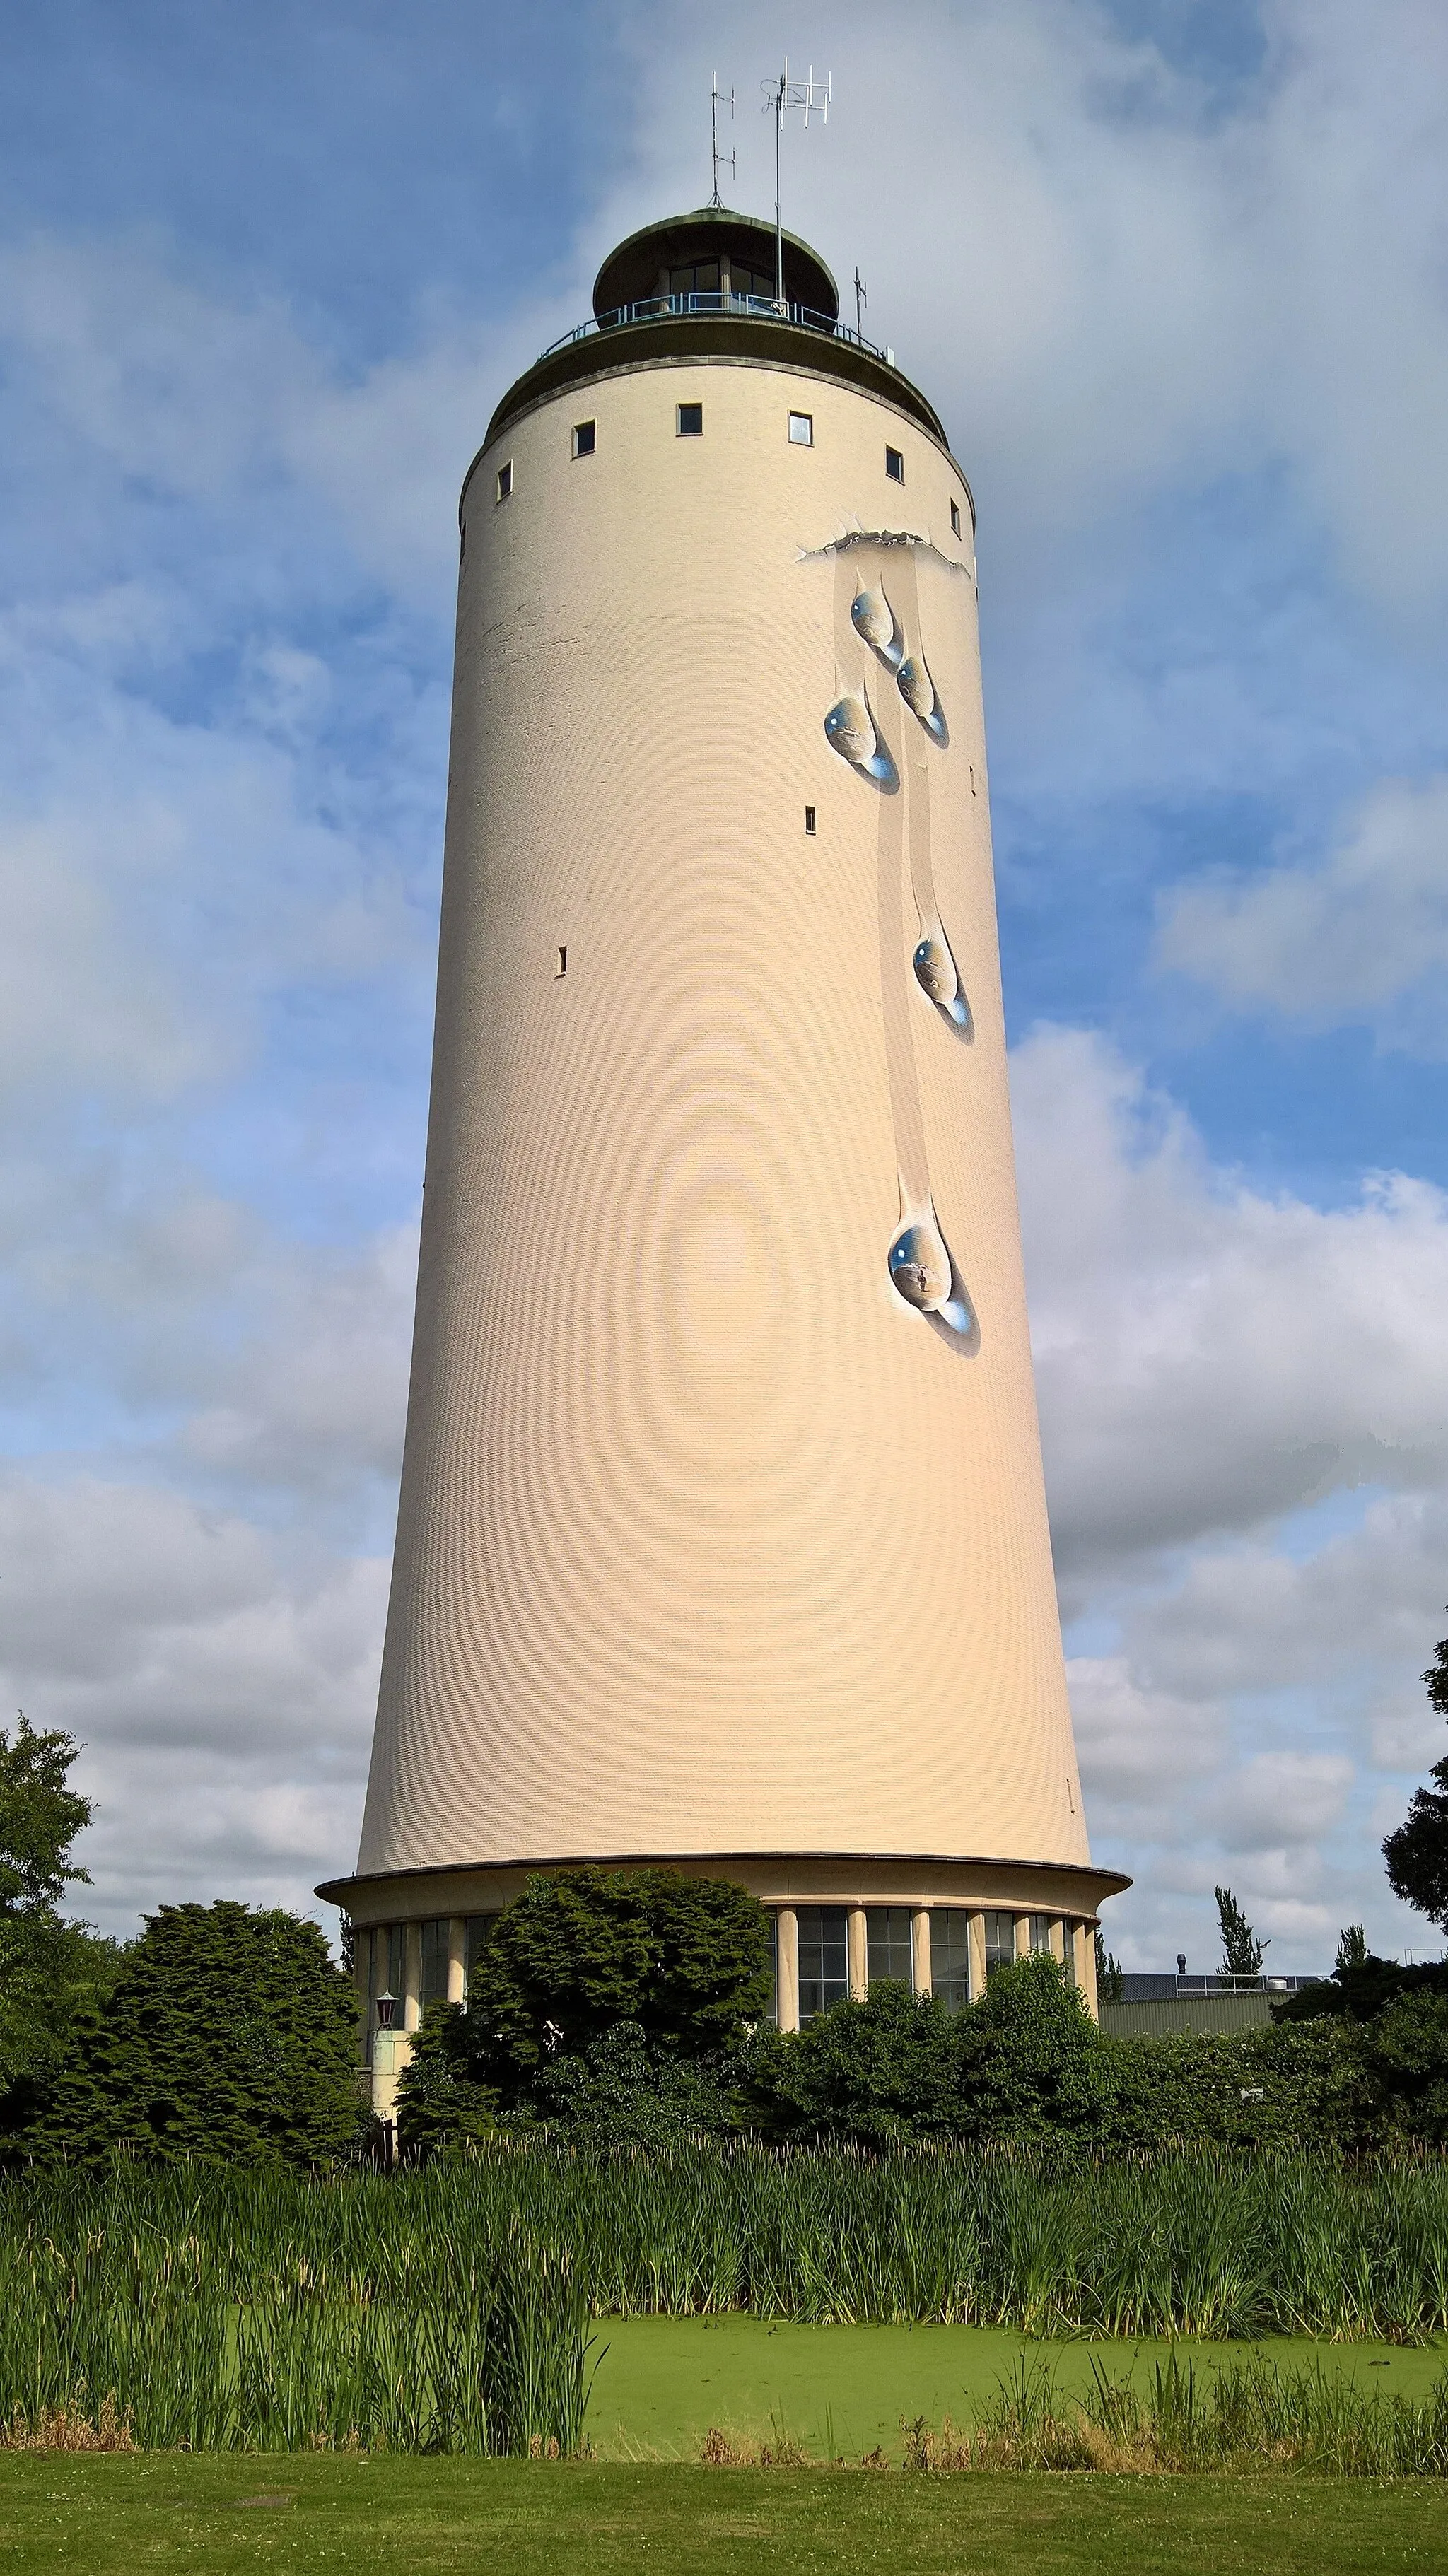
<box><xmin>537</xmin><ymin>291</ymin><xmax>894</xmax><ymax>368</ymax></box>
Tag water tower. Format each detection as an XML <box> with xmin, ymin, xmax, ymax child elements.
<box><xmin>319</xmin><ymin>206</ymin><xmax>1127</xmax><ymax>2092</ymax></box>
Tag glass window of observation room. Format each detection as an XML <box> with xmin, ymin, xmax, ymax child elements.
<box><xmin>797</xmin><ymin>1907</ymin><xmax>848</xmax><ymax>2020</ymax></box>
<box><xmin>885</xmin><ymin>445</ymin><xmax>904</xmax><ymax>483</ymax></box>
<box><xmin>1028</xmin><ymin>1914</ymin><xmax>1055</xmax><ymax>1955</ymax></box>
<box><xmin>572</xmin><ymin>419</ymin><xmax>595</xmax><ymax>457</ymax></box>
<box><xmin>932</xmin><ymin>1910</ymin><xmax>972</xmax><ymax>2011</ymax></box>
<box><xmin>677</xmin><ymin>402</ymin><xmax>703</xmax><ymax>437</ymax></box>
<box><xmin>788</xmin><ymin>411</ymin><xmax>814</xmax><ymax>445</ymax></box>
<box><xmin>668</xmin><ymin>261</ymin><xmax>720</xmax><ymax>299</ymax></box>
<box><xmin>983</xmin><ymin>1910</ymin><xmax>1016</xmax><ymax>1977</ymax></box>
<box><xmin>420</xmin><ymin>1918</ymin><xmax>449</xmax><ymax>2007</ymax></box>
<box><xmin>866</xmin><ymin>1908</ymin><xmax>914</xmax><ymax>1989</ymax></box>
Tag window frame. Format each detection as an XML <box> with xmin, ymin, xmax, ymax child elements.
<box><xmin>884</xmin><ymin>444</ymin><xmax>904</xmax><ymax>484</ymax></box>
<box><xmin>676</xmin><ymin>401</ymin><xmax>704</xmax><ymax>438</ymax></box>
<box><xmin>796</xmin><ymin>1905</ymin><xmax>849</xmax><ymax>2022</ymax></box>
<box><xmin>572</xmin><ymin>419</ymin><xmax>596</xmax><ymax>458</ymax></box>
<box><xmin>496</xmin><ymin>459</ymin><xmax>513</xmax><ymax>502</ymax></box>
<box><xmin>788</xmin><ymin>410</ymin><xmax>814</xmax><ymax>446</ymax></box>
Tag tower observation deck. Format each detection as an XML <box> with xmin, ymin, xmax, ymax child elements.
<box><xmin>320</xmin><ymin>208</ymin><xmax>1128</xmax><ymax>2075</ymax></box>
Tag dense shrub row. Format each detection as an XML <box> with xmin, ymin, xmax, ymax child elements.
<box><xmin>399</xmin><ymin>1873</ymin><xmax>1448</xmax><ymax>2161</ymax></box>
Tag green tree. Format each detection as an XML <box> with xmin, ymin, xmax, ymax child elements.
<box><xmin>0</xmin><ymin>1714</ymin><xmax>124</xmax><ymax>2133</ymax></box>
<box><xmin>1215</xmin><ymin>1885</ymin><xmax>1266</xmax><ymax>1980</ymax></box>
<box><xmin>463</xmin><ymin>1868</ymin><xmax>773</xmax><ymax>2094</ymax></box>
<box><xmin>749</xmin><ymin>1981</ymin><xmax>962</xmax><ymax>2146</ymax></box>
<box><xmin>535</xmin><ymin>2020</ymin><xmax>742</xmax><ymax>2148</ymax></box>
<box><xmin>1383</xmin><ymin>1619</ymin><xmax>1448</xmax><ymax>1931</ymax></box>
<box><xmin>27</xmin><ymin>1902</ymin><xmax>358</xmax><ymax>2168</ymax></box>
<box><xmin>1336</xmin><ymin>1923</ymin><xmax>1369</xmax><ymax>1972</ymax></box>
<box><xmin>0</xmin><ymin>1714</ymin><xmax>93</xmax><ymax>1915</ymax></box>
<box><xmin>398</xmin><ymin>1869</ymin><xmax>773</xmax><ymax>2150</ymax></box>
<box><xmin>1355</xmin><ymin>1990</ymin><xmax>1448</xmax><ymax>2145</ymax></box>
<box><xmin>954</xmin><ymin>1955</ymin><xmax>1114</xmax><ymax>2141</ymax></box>
<box><xmin>1094</xmin><ymin>1930</ymin><xmax>1125</xmax><ymax>2002</ymax></box>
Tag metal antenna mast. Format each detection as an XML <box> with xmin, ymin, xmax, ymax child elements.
<box><xmin>710</xmin><ymin>74</ymin><xmax>735</xmax><ymax>209</ymax></box>
<box><xmin>761</xmin><ymin>60</ymin><xmax>830</xmax><ymax>309</ymax></box>
<box><xmin>853</xmin><ymin>264</ymin><xmax>868</xmax><ymax>339</ymax></box>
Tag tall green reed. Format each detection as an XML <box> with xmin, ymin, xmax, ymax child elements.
<box><xmin>0</xmin><ymin>2145</ymin><xmax>1444</xmax><ymax>2450</ymax></box>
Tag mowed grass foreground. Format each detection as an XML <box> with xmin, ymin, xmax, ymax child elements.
<box><xmin>5</xmin><ymin>2148</ymin><xmax>1448</xmax><ymax>2455</ymax></box>
<box><xmin>3</xmin><ymin>2459</ymin><xmax>1448</xmax><ymax>2576</ymax></box>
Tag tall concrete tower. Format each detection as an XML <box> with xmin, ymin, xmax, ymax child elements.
<box><xmin>321</xmin><ymin>208</ymin><xmax>1126</xmax><ymax>2059</ymax></box>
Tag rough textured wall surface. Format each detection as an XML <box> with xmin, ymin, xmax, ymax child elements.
<box><xmin>358</xmin><ymin>343</ymin><xmax>1092</xmax><ymax>1880</ymax></box>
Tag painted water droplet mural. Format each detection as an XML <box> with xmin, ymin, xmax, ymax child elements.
<box><xmin>824</xmin><ymin>689</ymin><xmax>897</xmax><ymax>787</ymax></box>
<box><xmin>851</xmin><ymin>582</ymin><xmax>904</xmax><ymax>669</ymax></box>
<box><xmin>897</xmin><ymin>652</ymin><xmax>947</xmax><ymax>744</ymax></box>
<box><xmin>913</xmin><ymin>927</ymin><xmax>971</xmax><ymax>1031</ymax></box>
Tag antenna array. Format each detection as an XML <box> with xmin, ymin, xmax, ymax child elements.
<box><xmin>760</xmin><ymin>60</ymin><xmax>831</xmax><ymax>307</ymax></box>
<box><xmin>710</xmin><ymin>74</ymin><xmax>735</xmax><ymax>209</ymax></box>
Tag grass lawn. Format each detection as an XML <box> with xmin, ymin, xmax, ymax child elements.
<box><xmin>583</xmin><ymin>2314</ymin><xmax>1448</xmax><ymax>2459</ymax></box>
<box><xmin>1</xmin><ymin>2457</ymin><xmax>1445</xmax><ymax>2576</ymax></box>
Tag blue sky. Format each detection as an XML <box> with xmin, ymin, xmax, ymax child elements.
<box><xmin>2</xmin><ymin>0</ymin><xmax>1447</xmax><ymax>1970</ymax></box>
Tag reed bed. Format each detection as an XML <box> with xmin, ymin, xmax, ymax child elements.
<box><xmin>901</xmin><ymin>2352</ymin><xmax>1448</xmax><ymax>2476</ymax></box>
<box><xmin>0</xmin><ymin>2144</ymin><xmax>1444</xmax><ymax>2450</ymax></box>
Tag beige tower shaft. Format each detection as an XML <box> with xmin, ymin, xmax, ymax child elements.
<box><xmin>322</xmin><ymin>211</ymin><xmax>1126</xmax><ymax>2037</ymax></box>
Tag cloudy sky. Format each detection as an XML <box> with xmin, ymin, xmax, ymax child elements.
<box><xmin>3</xmin><ymin>0</ymin><xmax>1447</xmax><ymax>1970</ymax></box>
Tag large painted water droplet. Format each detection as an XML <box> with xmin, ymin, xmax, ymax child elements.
<box><xmin>889</xmin><ymin>1207</ymin><xmax>975</xmax><ymax>1337</ymax></box>
<box><xmin>888</xmin><ymin>1216</ymin><xmax>952</xmax><ymax>1311</ymax></box>
<box><xmin>897</xmin><ymin>652</ymin><xmax>947</xmax><ymax>744</ymax></box>
<box><xmin>824</xmin><ymin>691</ymin><xmax>873</xmax><ymax>764</ymax></box>
<box><xmin>824</xmin><ymin>689</ymin><xmax>898</xmax><ymax>787</ymax></box>
<box><xmin>851</xmin><ymin>582</ymin><xmax>904</xmax><ymax>669</ymax></box>
<box><xmin>913</xmin><ymin>927</ymin><xmax>971</xmax><ymax>1030</ymax></box>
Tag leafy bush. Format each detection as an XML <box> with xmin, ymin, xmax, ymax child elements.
<box><xmin>747</xmin><ymin>1981</ymin><xmax>962</xmax><ymax>2145</ymax></box>
<box><xmin>740</xmin><ymin>1960</ymin><xmax>1374</xmax><ymax>2153</ymax></box>
<box><xmin>1356</xmin><ymin>1990</ymin><xmax>1448</xmax><ymax>2144</ymax></box>
<box><xmin>956</xmin><ymin>1958</ymin><xmax>1114</xmax><ymax>2140</ymax></box>
<box><xmin>1104</xmin><ymin>2018</ymin><xmax>1365</xmax><ymax>2150</ymax></box>
<box><xmin>397</xmin><ymin>1868</ymin><xmax>773</xmax><ymax>2154</ymax></box>
<box><xmin>23</xmin><ymin>1902</ymin><xmax>358</xmax><ymax>2168</ymax></box>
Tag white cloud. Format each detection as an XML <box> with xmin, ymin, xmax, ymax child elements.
<box><xmin>1012</xmin><ymin>1029</ymin><xmax>1448</xmax><ymax>1966</ymax></box>
<box><xmin>607</xmin><ymin>0</ymin><xmax>1448</xmax><ymax>611</ymax></box>
<box><xmin>1013</xmin><ymin>1027</ymin><xmax>1448</xmax><ymax>1571</ymax></box>
<box><xmin>1155</xmin><ymin>773</ymin><xmax>1448</xmax><ymax>1046</ymax></box>
<box><xmin>0</xmin><ymin>1473</ymin><xmax>385</xmax><ymax>1936</ymax></box>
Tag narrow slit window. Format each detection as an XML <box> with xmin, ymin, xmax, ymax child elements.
<box><xmin>788</xmin><ymin>410</ymin><xmax>813</xmax><ymax>445</ymax></box>
<box><xmin>460</xmin><ymin>523</ymin><xmax>467</xmax><ymax>560</ymax></box>
<box><xmin>556</xmin><ymin>945</ymin><xmax>567</xmax><ymax>978</ymax></box>
<box><xmin>572</xmin><ymin>420</ymin><xmax>595</xmax><ymax>457</ymax></box>
<box><xmin>804</xmin><ymin>805</ymin><xmax>817</xmax><ymax>835</ymax></box>
<box><xmin>950</xmin><ymin>497</ymin><xmax>962</xmax><ymax>537</ymax></box>
<box><xmin>496</xmin><ymin>459</ymin><xmax>513</xmax><ymax>501</ymax></box>
<box><xmin>677</xmin><ymin>401</ymin><xmax>703</xmax><ymax>436</ymax></box>
<box><xmin>884</xmin><ymin>445</ymin><xmax>904</xmax><ymax>484</ymax></box>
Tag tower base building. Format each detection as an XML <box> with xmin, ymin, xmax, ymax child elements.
<box><xmin>318</xmin><ymin>208</ymin><xmax>1128</xmax><ymax>2078</ymax></box>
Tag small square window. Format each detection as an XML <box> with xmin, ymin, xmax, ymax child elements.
<box><xmin>496</xmin><ymin>459</ymin><xmax>513</xmax><ymax>501</ymax></box>
<box><xmin>950</xmin><ymin>497</ymin><xmax>962</xmax><ymax>537</ymax></box>
<box><xmin>884</xmin><ymin>445</ymin><xmax>904</xmax><ymax>484</ymax></box>
<box><xmin>804</xmin><ymin>805</ymin><xmax>817</xmax><ymax>834</ymax></box>
<box><xmin>573</xmin><ymin>420</ymin><xmax>595</xmax><ymax>458</ymax></box>
<box><xmin>788</xmin><ymin>411</ymin><xmax>813</xmax><ymax>446</ymax></box>
<box><xmin>677</xmin><ymin>402</ymin><xmax>703</xmax><ymax>436</ymax></box>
